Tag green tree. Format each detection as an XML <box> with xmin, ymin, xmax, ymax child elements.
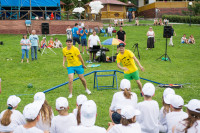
<box><xmin>187</xmin><ymin>0</ymin><xmax>200</xmax><ymax>16</ymax></box>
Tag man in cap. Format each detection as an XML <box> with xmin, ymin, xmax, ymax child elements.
<box><xmin>63</xmin><ymin>39</ymin><xmax>91</xmax><ymax>98</ymax></box>
<box><xmin>117</xmin><ymin>43</ymin><xmax>144</xmax><ymax>96</ymax></box>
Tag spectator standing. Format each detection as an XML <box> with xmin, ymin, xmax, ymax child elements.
<box><xmin>128</xmin><ymin>11</ymin><xmax>132</xmax><ymax>22</ymax></box>
<box><xmin>66</xmin><ymin>26</ymin><xmax>72</xmax><ymax>39</ymax></box>
<box><xmin>88</xmin><ymin>31</ymin><xmax>102</xmax><ymax>62</ymax></box>
<box><xmin>0</xmin><ymin>95</ymin><xmax>26</xmax><ymax>133</ymax></box>
<box><xmin>72</xmin><ymin>23</ymin><xmax>81</xmax><ymax>50</ymax></box>
<box><xmin>80</xmin><ymin>27</ymin><xmax>88</xmax><ymax>54</ymax></box>
<box><xmin>29</xmin><ymin>30</ymin><xmax>39</xmax><ymax>61</ymax></box>
<box><xmin>116</xmin><ymin>26</ymin><xmax>126</xmax><ymax>53</ymax></box>
<box><xmin>146</xmin><ymin>27</ymin><xmax>155</xmax><ymax>50</ymax></box>
<box><xmin>137</xmin><ymin>83</ymin><xmax>159</xmax><ymax>133</ymax></box>
<box><xmin>169</xmin><ymin>25</ymin><xmax>176</xmax><ymax>46</ymax></box>
<box><xmin>20</xmin><ymin>34</ymin><xmax>31</xmax><ymax>63</ymax></box>
<box><xmin>132</xmin><ymin>11</ymin><xmax>135</xmax><ymax>20</ymax></box>
<box><xmin>107</xmin><ymin>24</ymin><xmax>113</xmax><ymax>37</ymax></box>
<box><xmin>68</xmin><ymin>100</ymin><xmax>107</xmax><ymax>133</ymax></box>
<box><xmin>50</xmin><ymin>97</ymin><xmax>77</xmax><ymax>133</ymax></box>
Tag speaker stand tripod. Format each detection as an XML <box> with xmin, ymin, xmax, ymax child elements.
<box><xmin>156</xmin><ymin>38</ymin><xmax>171</xmax><ymax>62</ymax></box>
<box><xmin>41</xmin><ymin>46</ymin><xmax>57</xmax><ymax>55</ymax></box>
<box><xmin>132</xmin><ymin>43</ymin><xmax>140</xmax><ymax>59</ymax></box>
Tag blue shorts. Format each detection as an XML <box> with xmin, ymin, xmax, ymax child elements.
<box><xmin>181</xmin><ymin>41</ymin><xmax>185</xmax><ymax>43</ymax></box>
<box><xmin>67</xmin><ymin>65</ymin><xmax>84</xmax><ymax>75</ymax></box>
<box><xmin>81</xmin><ymin>39</ymin><xmax>87</xmax><ymax>46</ymax></box>
<box><xmin>73</xmin><ymin>37</ymin><xmax>81</xmax><ymax>45</ymax></box>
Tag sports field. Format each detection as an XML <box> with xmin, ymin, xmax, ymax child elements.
<box><xmin>0</xmin><ymin>24</ymin><xmax>200</xmax><ymax>128</ymax></box>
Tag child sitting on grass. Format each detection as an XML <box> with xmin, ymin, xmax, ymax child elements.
<box><xmin>136</xmin><ymin>83</ymin><xmax>159</xmax><ymax>133</ymax></box>
<box><xmin>181</xmin><ymin>34</ymin><xmax>188</xmax><ymax>44</ymax></box>
<box><xmin>50</xmin><ymin>97</ymin><xmax>77</xmax><ymax>133</ymax></box>
<box><xmin>188</xmin><ymin>35</ymin><xmax>195</xmax><ymax>44</ymax></box>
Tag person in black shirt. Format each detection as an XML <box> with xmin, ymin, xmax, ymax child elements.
<box><xmin>116</xmin><ymin>26</ymin><xmax>126</xmax><ymax>53</ymax></box>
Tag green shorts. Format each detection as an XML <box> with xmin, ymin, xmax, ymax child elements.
<box><xmin>124</xmin><ymin>70</ymin><xmax>140</xmax><ymax>80</ymax></box>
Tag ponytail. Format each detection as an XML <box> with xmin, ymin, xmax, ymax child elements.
<box><xmin>123</xmin><ymin>88</ymin><xmax>132</xmax><ymax>99</ymax></box>
<box><xmin>77</xmin><ymin>105</ymin><xmax>82</xmax><ymax>125</ymax></box>
<box><xmin>121</xmin><ymin>116</ymin><xmax>135</xmax><ymax>126</ymax></box>
<box><xmin>182</xmin><ymin>109</ymin><xmax>200</xmax><ymax>133</ymax></box>
<box><xmin>1</xmin><ymin>107</ymin><xmax>13</xmax><ymax>126</ymax></box>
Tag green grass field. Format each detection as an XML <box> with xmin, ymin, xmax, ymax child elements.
<box><xmin>0</xmin><ymin>24</ymin><xmax>200</xmax><ymax>128</ymax></box>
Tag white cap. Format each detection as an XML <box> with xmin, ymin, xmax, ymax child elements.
<box><xmin>56</xmin><ymin>97</ymin><xmax>68</xmax><ymax>110</ymax></box>
<box><xmin>121</xmin><ymin>106</ymin><xmax>140</xmax><ymax>119</ymax></box>
<box><xmin>81</xmin><ymin>100</ymin><xmax>97</xmax><ymax>127</ymax></box>
<box><xmin>34</xmin><ymin>92</ymin><xmax>45</xmax><ymax>104</ymax></box>
<box><xmin>120</xmin><ymin>79</ymin><xmax>131</xmax><ymax>90</ymax></box>
<box><xmin>163</xmin><ymin>88</ymin><xmax>175</xmax><ymax>97</ymax></box>
<box><xmin>23</xmin><ymin>101</ymin><xmax>43</xmax><ymax>120</ymax></box>
<box><xmin>164</xmin><ymin>94</ymin><xmax>174</xmax><ymax>104</ymax></box>
<box><xmin>77</xmin><ymin>94</ymin><xmax>87</xmax><ymax>106</ymax></box>
<box><xmin>185</xmin><ymin>99</ymin><xmax>200</xmax><ymax>113</ymax></box>
<box><xmin>142</xmin><ymin>83</ymin><xmax>155</xmax><ymax>96</ymax></box>
<box><xmin>170</xmin><ymin>95</ymin><xmax>184</xmax><ymax>108</ymax></box>
<box><xmin>7</xmin><ymin>95</ymin><xmax>21</xmax><ymax>107</ymax></box>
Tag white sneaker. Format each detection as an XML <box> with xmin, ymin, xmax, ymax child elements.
<box><xmin>82</xmin><ymin>52</ymin><xmax>84</xmax><ymax>54</ymax></box>
<box><xmin>68</xmin><ymin>94</ymin><xmax>73</xmax><ymax>98</ymax></box>
<box><xmin>85</xmin><ymin>89</ymin><xmax>91</xmax><ymax>95</ymax></box>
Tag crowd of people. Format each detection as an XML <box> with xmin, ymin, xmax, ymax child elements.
<box><xmin>0</xmin><ymin>81</ymin><xmax>199</xmax><ymax>133</ymax></box>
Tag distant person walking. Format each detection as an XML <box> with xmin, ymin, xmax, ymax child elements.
<box><xmin>20</xmin><ymin>34</ymin><xmax>31</xmax><ymax>63</ymax></box>
<box><xmin>72</xmin><ymin>23</ymin><xmax>81</xmax><ymax>50</ymax></box>
<box><xmin>29</xmin><ymin>30</ymin><xmax>39</xmax><ymax>61</ymax></box>
<box><xmin>116</xmin><ymin>26</ymin><xmax>126</xmax><ymax>54</ymax></box>
<box><xmin>128</xmin><ymin>11</ymin><xmax>132</xmax><ymax>22</ymax></box>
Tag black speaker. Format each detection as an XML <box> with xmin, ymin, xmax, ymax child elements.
<box><xmin>42</xmin><ymin>23</ymin><xmax>49</xmax><ymax>34</ymax></box>
<box><xmin>163</xmin><ymin>26</ymin><xmax>172</xmax><ymax>38</ymax></box>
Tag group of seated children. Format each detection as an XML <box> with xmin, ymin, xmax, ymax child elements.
<box><xmin>181</xmin><ymin>34</ymin><xmax>195</xmax><ymax>44</ymax></box>
<box><xmin>114</xmin><ymin>18</ymin><xmax>124</xmax><ymax>27</ymax></box>
<box><xmin>40</xmin><ymin>37</ymin><xmax>63</xmax><ymax>48</ymax></box>
<box><xmin>154</xmin><ymin>18</ymin><xmax>167</xmax><ymax>26</ymax></box>
<box><xmin>0</xmin><ymin>79</ymin><xmax>199</xmax><ymax>133</ymax></box>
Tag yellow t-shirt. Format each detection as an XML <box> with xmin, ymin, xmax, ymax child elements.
<box><xmin>117</xmin><ymin>50</ymin><xmax>138</xmax><ymax>74</ymax></box>
<box><xmin>62</xmin><ymin>46</ymin><xmax>82</xmax><ymax>67</ymax></box>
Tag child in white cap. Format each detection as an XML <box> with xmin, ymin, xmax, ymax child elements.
<box><xmin>0</xmin><ymin>95</ymin><xmax>26</xmax><ymax>133</ymax></box>
<box><xmin>107</xmin><ymin>106</ymin><xmax>141</xmax><ymax>133</ymax></box>
<box><xmin>68</xmin><ymin>100</ymin><xmax>106</xmax><ymax>133</ymax></box>
<box><xmin>13</xmin><ymin>101</ymin><xmax>46</xmax><ymax>133</ymax></box>
<box><xmin>73</xmin><ymin>94</ymin><xmax>88</xmax><ymax>125</ymax></box>
<box><xmin>109</xmin><ymin>79</ymin><xmax>138</xmax><ymax>122</ymax></box>
<box><xmin>159</xmin><ymin>88</ymin><xmax>175</xmax><ymax>133</ymax></box>
<box><xmin>34</xmin><ymin>92</ymin><xmax>54</xmax><ymax>132</ymax></box>
<box><xmin>166</xmin><ymin>94</ymin><xmax>188</xmax><ymax>133</ymax></box>
<box><xmin>136</xmin><ymin>83</ymin><xmax>159</xmax><ymax>133</ymax></box>
<box><xmin>172</xmin><ymin>99</ymin><xmax>200</xmax><ymax>133</ymax></box>
<box><xmin>50</xmin><ymin>97</ymin><xmax>77</xmax><ymax>133</ymax></box>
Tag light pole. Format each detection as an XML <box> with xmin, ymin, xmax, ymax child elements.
<box><xmin>189</xmin><ymin>2</ymin><xmax>192</xmax><ymax>27</ymax></box>
<box><xmin>78</xmin><ymin>0</ymin><xmax>81</xmax><ymax>20</ymax></box>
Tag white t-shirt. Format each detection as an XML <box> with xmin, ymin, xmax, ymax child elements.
<box><xmin>36</xmin><ymin>111</ymin><xmax>54</xmax><ymax>131</ymax></box>
<box><xmin>136</xmin><ymin>100</ymin><xmax>159</xmax><ymax>133</ymax></box>
<box><xmin>73</xmin><ymin>108</ymin><xmax>78</xmax><ymax>118</ymax></box>
<box><xmin>68</xmin><ymin>125</ymin><xmax>106</xmax><ymax>133</ymax></box>
<box><xmin>166</xmin><ymin>111</ymin><xmax>188</xmax><ymax>133</ymax></box>
<box><xmin>88</xmin><ymin>35</ymin><xmax>100</xmax><ymax>48</ymax></box>
<box><xmin>0</xmin><ymin>110</ymin><xmax>26</xmax><ymax>132</ymax></box>
<box><xmin>66</xmin><ymin>28</ymin><xmax>72</xmax><ymax>35</ymax></box>
<box><xmin>147</xmin><ymin>31</ymin><xmax>154</xmax><ymax>38</ymax></box>
<box><xmin>114</xmin><ymin>19</ymin><xmax>118</xmax><ymax>24</ymax></box>
<box><xmin>181</xmin><ymin>37</ymin><xmax>186</xmax><ymax>42</ymax></box>
<box><xmin>81</xmin><ymin>23</ymin><xmax>84</xmax><ymax>27</ymax></box>
<box><xmin>110</xmin><ymin>91</ymin><xmax>138</xmax><ymax>112</ymax></box>
<box><xmin>159</xmin><ymin>107</ymin><xmax>171</xmax><ymax>133</ymax></box>
<box><xmin>54</xmin><ymin>40</ymin><xmax>62</xmax><ymax>48</ymax></box>
<box><xmin>175</xmin><ymin>120</ymin><xmax>200</xmax><ymax>133</ymax></box>
<box><xmin>108</xmin><ymin>27</ymin><xmax>113</xmax><ymax>33</ymax></box>
<box><xmin>50</xmin><ymin>113</ymin><xmax>77</xmax><ymax>133</ymax></box>
<box><xmin>13</xmin><ymin>125</ymin><xmax>43</xmax><ymax>133</ymax></box>
<box><xmin>108</xmin><ymin>123</ymin><xmax>142</xmax><ymax>133</ymax></box>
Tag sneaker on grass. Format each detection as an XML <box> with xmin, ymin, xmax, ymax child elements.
<box><xmin>85</xmin><ymin>89</ymin><xmax>91</xmax><ymax>95</ymax></box>
<box><xmin>68</xmin><ymin>94</ymin><xmax>73</xmax><ymax>98</ymax></box>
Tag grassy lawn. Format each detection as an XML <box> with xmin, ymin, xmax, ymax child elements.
<box><xmin>0</xmin><ymin>24</ymin><xmax>200</xmax><ymax>128</ymax></box>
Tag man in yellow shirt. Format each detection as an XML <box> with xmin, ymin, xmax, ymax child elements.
<box><xmin>63</xmin><ymin>39</ymin><xmax>91</xmax><ymax>98</ymax></box>
<box><xmin>117</xmin><ymin>43</ymin><xmax>144</xmax><ymax>96</ymax></box>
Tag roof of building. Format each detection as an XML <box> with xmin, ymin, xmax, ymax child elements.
<box><xmin>60</xmin><ymin>1</ymin><xmax>66</xmax><ymax>5</ymax></box>
<box><xmin>85</xmin><ymin>0</ymin><xmax>127</xmax><ymax>6</ymax></box>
